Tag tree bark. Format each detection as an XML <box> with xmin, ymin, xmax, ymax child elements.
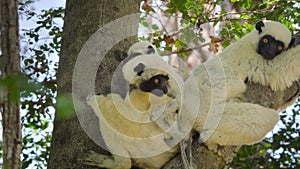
<box><xmin>47</xmin><ymin>0</ymin><xmax>140</xmax><ymax>169</ymax></box>
<box><xmin>0</xmin><ymin>0</ymin><xmax>22</xmax><ymax>168</ymax></box>
<box><xmin>48</xmin><ymin>0</ymin><xmax>300</xmax><ymax>169</ymax></box>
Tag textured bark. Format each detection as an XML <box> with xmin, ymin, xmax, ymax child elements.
<box><xmin>47</xmin><ymin>0</ymin><xmax>140</xmax><ymax>169</ymax></box>
<box><xmin>0</xmin><ymin>0</ymin><xmax>22</xmax><ymax>168</ymax></box>
<box><xmin>48</xmin><ymin>0</ymin><xmax>300</xmax><ymax>169</ymax></box>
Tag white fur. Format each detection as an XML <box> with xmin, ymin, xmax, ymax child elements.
<box><xmin>218</xmin><ymin>20</ymin><xmax>296</xmax><ymax>91</ymax></box>
<box><xmin>258</xmin><ymin>20</ymin><xmax>291</xmax><ymax>48</ymax></box>
<box><xmin>127</xmin><ymin>41</ymin><xmax>158</xmax><ymax>57</ymax></box>
<box><xmin>183</xmin><ymin>20</ymin><xmax>299</xmax><ymax>148</ymax></box>
<box><xmin>86</xmin><ymin>94</ymin><xmax>178</xmax><ymax>169</ymax></box>
<box><xmin>86</xmin><ymin>42</ymin><xmax>183</xmax><ymax>169</ymax></box>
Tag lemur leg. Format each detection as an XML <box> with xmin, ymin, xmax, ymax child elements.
<box><xmin>150</xmin><ymin>99</ymin><xmax>184</xmax><ymax>146</ymax></box>
<box><xmin>85</xmin><ymin>94</ymin><xmax>132</xmax><ymax>169</ymax></box>
<box><xmin>84</xmin><ymin>150</ymin><xmax>132</xmax><ymax>169</ymax></box>
<box><xmin>151</xmin><ymin>99</ymin><xmax>196</xmax><ymax>169</ymax></box>
<box><xmin>201</xmin><ymin>102</ymin><xmax>279</xmax><ymax>150</ymax></box>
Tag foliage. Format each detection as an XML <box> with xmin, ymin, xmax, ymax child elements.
<box><xmin>141</xmin><ymin>0</ymin><xmax>299</xmax><ymax>52</ymax></box>
<box><xmin>1</xmin><ymin>1</ymin><xmax>65</xmax><ymax>168</ymax></box>
<box><xmin>268</xmin><ymin>104</ymin><xmax>300</xmax><ymax>168</ymax></box>
<box><xmin>230</xmin><ymin>100</ymin><xmax>300</xmax><ymax>168</ymax></box>
<box><xmin>140</xmin><ymin>0</ymin><xmax>300</xmax><ymax>168</ymax></box>
<box><xmin>1</xmin><ymin>0</ymin><xmax>299</xmax><ymax>168</ymax></box>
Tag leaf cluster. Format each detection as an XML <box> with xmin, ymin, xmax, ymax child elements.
<box><xmin>6</xmin><ymin>0</ymin><xmax>299</xmax><ymax>168</ymax></box>
<box><xmin>140</xmin><ymin>0</ymin><xmax>300</xmax><ymax>168</ymax></box>
<box><xmin>1</xmin><ymin>2</ymin><xmax>65</xmax><ymax>168</ymax></box>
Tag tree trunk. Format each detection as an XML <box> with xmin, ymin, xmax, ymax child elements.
<box><xmin>0</xmin><ymin>0</ymin><xmax>22</xmax><ymax>168</ymax></box>
<box><xmin>48</xmin><ymin>0</ymin><xmax>300</xmax><ymax>169</ymax></box>
<box><xmin>47</xmin><ymin>0</ymin><xmax>140</xmax><ymax>169</ymax></box>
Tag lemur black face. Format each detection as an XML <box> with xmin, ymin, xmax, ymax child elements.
<box><xmin>139</xmin><ymin>74</ymin><xmax>169</xmax><ymax>97</ymax></box>
<box><xmin>257</xmin><ymin>35</ymin><xmax>284</xmax><ymax>60</ymax></box>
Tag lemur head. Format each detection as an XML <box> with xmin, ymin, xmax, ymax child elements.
<box><xmin>127</xmin><ymin>41</ymin><xmax>157</xmax><ymax>57</ymax></box>
<box><xmin>123</xmin><ymin>42</ymin><xmax>179</xmax><ymax>98</ymax></box>
<box><xmin>129</xmin><ymin>62</ymin><xmax>171</xmax><ymax>97</ymax></box>
<box><xmin>254</xmin><ymin>20</ymin><xmax>292</xmax><ymax>60</ymax></box>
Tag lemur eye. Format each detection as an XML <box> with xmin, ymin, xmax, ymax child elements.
<box><xmin>277</xmin><ymin>45</ymin><xmax>283</xmax><ymax>51</ymax></box>
<box><xmin>154</xmin><ymin>78</ymin><xmax>160</xmax><ymax>85</ymax></box>
<box><xmin>263</xmin><ymin>38</ymin><xmax>268</xmax><ymax>43</ymax></box>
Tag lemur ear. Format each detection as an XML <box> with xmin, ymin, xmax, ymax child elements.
<box><xmin>146</xmin><ymin>45</ymin><xmax>155</xmax><ymax>54</ymax></box>
<box><xmin>255</xmin><ymin>21</ymin><xmax>265</xmax><ymax>34</ymax></box>
<box><xmin>134</xmin><ymin>63</ymin><xmax>145</xmax><ymax>76</ymax></box>
<box><xmin>288</xmin><ymin>37</ymin><xmax>296</xmax><ymax>49</ymax></box>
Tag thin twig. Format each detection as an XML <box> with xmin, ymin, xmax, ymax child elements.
<box><xmin>160</xmin><ymin>42</ymin><xmax>212</xmax><ymax>56</ymax></box>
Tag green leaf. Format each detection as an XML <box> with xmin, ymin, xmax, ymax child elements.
<box><xmin>152</xmin><ymin>24</ymin><xmax>160</xmax><ymax>30</ymax></box>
